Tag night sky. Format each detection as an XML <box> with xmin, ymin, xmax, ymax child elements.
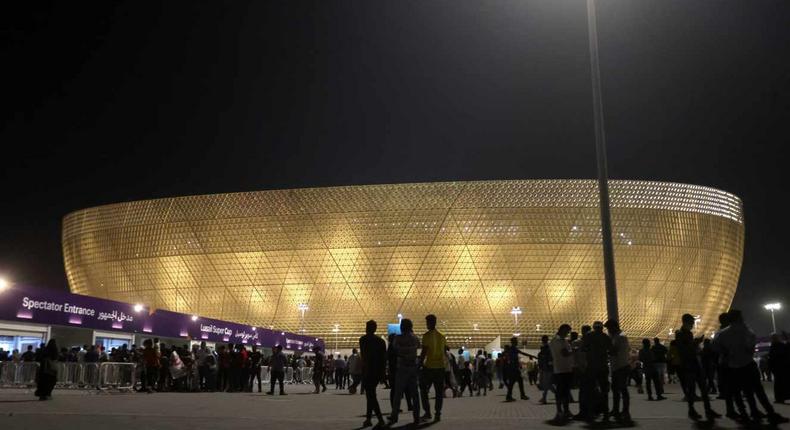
<box><xmin>2</xmin><ymin>1</ymin><xmax>788</xmax><ymax>334</ymax></box>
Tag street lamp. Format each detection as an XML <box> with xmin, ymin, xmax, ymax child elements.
<box><xmin>298</xmin><ymin>303</ymin><xmax>309</xmax><ymax>332</ymax></box>
<box><xmin>332</xmin><ymin>324</ymin><xmax>340</xmax><ymax>354</ymax></box>
<box><xmin>764</xmin><ymin>302</ymin><xmax>781</xmax><ymax>333</ymax></box>
<box><xmin>587</xmin><ymin>0</ymin><xmax>619</xmax><ymax>324</ymax></box>
<box><xmin>510</xmin><ymin>306</ymin><xmax>522</xmax><ymax>335</ymax></box>
<box><xmin>397</xmin><ymin>313</ymin><xmax>403</xmax><ymax>324</ymax></box>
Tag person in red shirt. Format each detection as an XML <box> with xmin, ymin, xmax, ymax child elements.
<box><xmin>141</xmin><ymin>339</ymin><xmax>160</xmax><ymax>393</ymax></box>
<box><xmin>238</xmin><ymin>345</ymin><xmax>249</xmax><ymax>392</ymax></box>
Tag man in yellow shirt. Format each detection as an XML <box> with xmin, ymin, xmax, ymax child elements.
<box><xmin>419</xmin><ymin>314</ymin><xmax>447</xmax><ymax>422</ymax></box>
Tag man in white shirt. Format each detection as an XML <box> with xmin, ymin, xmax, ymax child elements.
<box><xmin>549</xmin><ymin>324</ymin><xmax>574</xmax><ymax>423</ymax></box>
<box><xmin>605</xmin><ymin>320</ymin><xmax>632</xmax><ymax>424</ymax></box>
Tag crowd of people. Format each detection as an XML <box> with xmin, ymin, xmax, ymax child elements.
<box><xmin>9</xmin><ymin>308</ymin><xmax>789</xmax><ymax>428</ymax></box>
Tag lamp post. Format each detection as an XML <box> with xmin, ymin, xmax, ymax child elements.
<box><xmin>587</xmin><ymin>0</ymin><xmax>619</xmax><ymax>324</ymax></box>
<box><xmin>510</xmin><ymin>306</ymin><xmax>522</xmax><ymax>336</ymax></box>
<box><xmin>298</xmin><ymin>303</ymin><xmax>309</xmax><ymax>333</ymax></box>
<box><xmin>764</xmin><ymin>303</ymin><xmax>781</xmax><ymax>333</ymax></box>
<box><xmin>332</xmin><ymin>324</ymin><xmax>340</xmax><ymax>354</ymax></box>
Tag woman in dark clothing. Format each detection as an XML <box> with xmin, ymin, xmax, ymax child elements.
<box><xmin>35</xmin><ymin>339</ymin><xmax>58</xmax><ymax>400</ymax></box>
<box><xmin>769</xmin><ymin>333</ymin><xmax>790</xmax><ymax>404</ymax></box>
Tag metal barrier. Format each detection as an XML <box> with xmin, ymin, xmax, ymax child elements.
<box><xmin>260</xmin><ymin>367</ymin><xmax>270</xmax><ymax>383</ymax></box>
<box><xmin>99</xmin><ymin>362</ymin><xmax>136</xmax><ymax>390</ymax></box>
<box><xmin>16</xmin><ymin>362</ymin><xmax>39</xmax><ymax>386</ymax></box>
<box><xmin>300</xmin><ymin>367</ymin><xmax>313</xmax><ymax>384</ymax></box>
<box><xmin>84</xmin><ymin>363</ymin><xmax>101</xmax><ymax>387</ymax></box>
<box><xmin>56</xmin><ymin>362</ymin><xmax>81</xmax><ymax>388</ymax></box>
<box><xmin>0</xmin><ymin>362</ymin><xmax>16</xmax><ymax>386</ymax></box>
<box><xmin>284</xmin><ymin>367</ymin><xmax>294</xmax><ymax>384</ymax></box>
<box><xmin>0</xmin><ymin>362</ymin><xmax>40</xmax><ymax>387</ymax></box>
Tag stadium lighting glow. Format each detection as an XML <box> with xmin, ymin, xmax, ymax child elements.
<box><xmin>764</xmin><ymin>302</ymin><xmax>782</xmax><ymax>332</ymax></box>
<box><xmin>133</xmin><ymin>303</ymin><xmax>144</xmax><ymax>313</ymax></box>
<box><xmin>191</xmin><ymin>315</ymin><xmax>198</xmax><ymax>321</ymax></box>
<box><xmin>0</xmin><ymin>278</ymin><xmax>8</xmax><ymax>291</ymax></box>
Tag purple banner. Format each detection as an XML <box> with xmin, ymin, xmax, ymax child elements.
<box><xmin>0</xmin><ymin>285</ymin><xmax>323</xmax><ymax>351</ymax></box>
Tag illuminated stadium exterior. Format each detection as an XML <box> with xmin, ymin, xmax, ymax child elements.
<box><xmin>62</xmin><ymin>180</ymin><xmax>743</xmax><ymax>348</ymax></box>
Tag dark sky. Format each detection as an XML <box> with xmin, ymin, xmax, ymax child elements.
<box><xmin>1</xmin><ymin>1</ymin><xmax>788</xmax><ymax>334</ymax></box>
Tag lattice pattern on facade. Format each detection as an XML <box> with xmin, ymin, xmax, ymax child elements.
<box><xmin>62</xmin><ymin>180</ymin><xmax>743</xmax><ymax>349</ymax></box>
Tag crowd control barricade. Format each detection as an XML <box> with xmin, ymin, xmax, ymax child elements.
<box><xmin>0</xmin><ymin>362</ymin><xmax>16</xmax><ymax>386</ymax></box>
<box><xmin>284</xmin><ymin>367</ymin><xmax>294</xmax><ymax>384</ymax></box>
<box><xmin>82</xmin><ymin>363</ymin><xmax>101</xmax><ymax>388</ymax></box>
<box><xmin>16</xmin><ymin>362</ymin><xmax>39</xmax><ymax>387</ymax></box>
<box><xmin>99</xmin><ymin>362</ymin><xmax>136</xmax><ymax>391</ymax></box>
<box><xmin>55</xmin><ymin>362</ymin><xmax>82</xmax><ymax>388</ymax></box>
<box><xmin>260</xmin><ymin>367</ymin><xmax>270</xmax><ymax>384</ymax></box>
<box><xmin>300</xmin><ymin>367</ymin><xmax>313</xmax><ymax>384</ymax></box>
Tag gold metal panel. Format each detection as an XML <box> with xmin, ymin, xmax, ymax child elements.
<box><xmin>62</xmin><ymin>180</ymin><xmax>743</xmax><ymax>348</ymax></box>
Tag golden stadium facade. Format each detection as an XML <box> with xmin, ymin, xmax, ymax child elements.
<box><xmin>62</xmin><ymin>180</ymin><xmax>743</xmax><ymax>348</ymax></box>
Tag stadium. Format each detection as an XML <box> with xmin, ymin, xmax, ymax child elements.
<box><xmin>62</xmin><ymin>180</ymin><xmax>744</xmax><ymax>348</ymax></box>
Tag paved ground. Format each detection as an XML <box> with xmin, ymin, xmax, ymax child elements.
<box><xmin>0</xmin><ymin>382</ymin><xmax>788</xmax><ymax>430</ymax></box>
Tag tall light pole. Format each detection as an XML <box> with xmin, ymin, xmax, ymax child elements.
<box><xmin>764</xmin><ymin>303</ymin><xmax>781</xmax><ymax>333</ymax></box>
<box><xmin>510</xmin><ymin>306</ymin><xmax>522</xmax><ymax>336</ymax></box>
<box><xmin>332</xmin><ymin>324</ymin><xmax>340</xmax><ymax>354</ymax></box>
<box><xmin>298</xmin><ymin>303</ymin><xmax>309</xmax><ymax>333</ymax></box>
<box><xmin>587</xmin><ymin>0</ymin><xmax>619</xmax><ymax>323</ymax></box>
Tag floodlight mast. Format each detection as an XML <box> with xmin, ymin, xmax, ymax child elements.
<box><xmin>587</xmin><ymin>0</ymin><xmax>619</xmax><ymax>324</ymax></box>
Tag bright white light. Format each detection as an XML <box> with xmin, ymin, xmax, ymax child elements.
<box><xmin>764</xmin><ymin>303</ymin><xmax>782</xmax><ymax>311</ymax></box>
<box><xmin>191</xmin><ymin>315</ymin><xmax>198</xmax><ymax>321</ymax></box>
<box><xmin>510</xmin><ymin>306</ymin><xmax>522</xmax><ymax>316</ymax></box>
<box><xmin>298</xmin><ymin>303</ymin><xmax>309</xmax><ymax>312</ymax></box>
<box><xmin>133</xmin><ymin>304</ymin><xmax>144</xmax><ymax>313</ymax></box>
<box><xmin>252</xmin><ymin>327</ymin><xmax>257</xmax><ymax>331</ymax></box>
<box><xmin>513</xmin><ymin>332</ymin><xmax>521</xmax><ymax>337</ymax></box>
<box><xmin>0</xmin><ymin>278</ymin><xmax>8</xmax><ymax>290</ymax></box>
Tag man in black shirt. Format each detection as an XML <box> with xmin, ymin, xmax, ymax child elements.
<box><xmin>639</xmin><ymin>338</ymin><xmax>664</xmax><ymax>401</ymax></box>
<box><xmin>583</xmin><ymin>321</ymin><xmax>611</xmax><ymax>422</ymax></box>
<box><xmin>249</xmin><ymin>345</ymin><xmax>263</xmax><ymax>393</ymax></box>
<box><xmin>676</xmin><ymin>313</ymin><xmax>720</xmax><ymax>421</ymax></box>
<box><xmin>312</xmin><ymin>345</ymin><xmax>327</xmax><ymax>394</ymax></box>
<box><xmin>21</xmin><ymin>345</ymin><xmax>35</xmax><ymax>362</ymax></box>
<box><xmin>359</xmin><ymin>320</ymin><xmax>387</xmax><ymax>428</ymax></box>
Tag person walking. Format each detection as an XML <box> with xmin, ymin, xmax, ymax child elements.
<box><xmin>359</xmin><ymin>320</ymin><xmax>387</xmax><ymax>428</ymax></box>
<box><xmin>503</xmin><ymin>336</ymin><xmax>535</xmax><ymax>401</ymax></box>
<box><xmin>712</xmin><ymin>312</ymin><xmax>748</xmax><ymax>421</ymax></box>
<box><xmin>34</xmin><ymin>339</ymin><xmax>58</xmax><ymax>400</ymax></box>
<box><xmin>639</xmin><ymin>338</ymin><xmax>665</xmax><ymax>401</ymax></box>
<box><xmin>334</xmin><ymin>353</ymin><xmax>346</xmax><ymax>389</ymax></box>
<box><xmin>768</xmin><ymin>332</ymin><xmax>789</xmax><ymax>404</ymax></box>
<box><xmin>714</xmin><ymin>310</ymin><xmax>788</xmax><ymax>424</ymax></box>
<box><xmin>549</xmin><ymin>324</ymin><xmax>575</xmax><ymax>423</ymax></box>
<box><xmin>605</xmin><ymin>320</ymin><xmax>632</xmax><ymax>424</ymax></box>
<box><xmin>474</xmin><ymin>349</ymin><xmax>489</xmax><ymax>396</ymax></box>
<box><xmin>676</xmin><ymin>313</ymin><xmax>720</xmax><ymax>421</ymax></box>
<box><xmin>388</xmin><ymin>318</ymin><xmax>421</xmax><ymax>427</ymax></box>
<box><xmin>651</xmin><ymin>338</ymin><xmax>668</xmax><ymax>385</ymax></box>
<box><xmin>312</xmin><ymin>345</ymin><xmax>327</xmax><ymax>393</ymax></box>
<box><xmin>266</xmin><ymin>345</ymin><xmax>287</xmax><ymax>395</ymax></box>
<box><xmin>348</xmin><ymin>348</ymin><xmax>363</xmax><ymax>394</ymax></box>
<box><xmin>387</xmin><ymin>333</ymin><xmax>413</xmax><ymax>413</ymax></box>
<box><xmin>419</xmin><ymin>314</ymin><xmax>446</xmax><ymax>422</ymax></box>
<box><xmin>584</xmin><ymin>321</ymin><xmax>611</xmax><ymax>422</ymax></box>
<box><xmin>249</xmin><ymin>345</ymin><xmax>263</xmax><ymax>393</ymax></box>
<box><xmin>537</xmin><ymin>335</ymin><xmax>555</xmax><ymax>404</ymax></box>
<box><xmin>701</xmin><ymin>338</ymin><xmax>718</xmax><ymax>395</ymax></box>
